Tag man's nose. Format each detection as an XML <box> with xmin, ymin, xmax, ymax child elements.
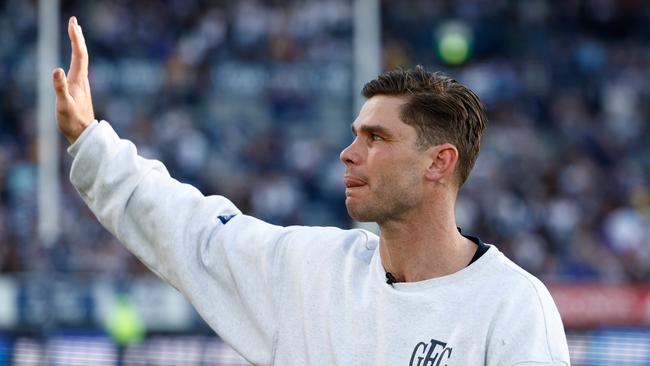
<box><xmin>340</xmin><ymin>139</ymin><xmax>360</xmax><ymax>165</ymax></box>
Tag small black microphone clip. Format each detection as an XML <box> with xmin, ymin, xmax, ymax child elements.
<box><xmin>386</xmin><ymin>272</ymin><xmax>397</xmax><ymax>285</ymax></box>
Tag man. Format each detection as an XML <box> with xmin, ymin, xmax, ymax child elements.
<box><xmin>53</xmin><ymin>16</ymin><xmax>570</xmax><ymax>365</ymax></box>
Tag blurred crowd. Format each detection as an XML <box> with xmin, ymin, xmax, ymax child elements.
<box><xmin>1</xmin><ymin>0</ymin><xmax>650</xmax><ymax>282</ymax></box>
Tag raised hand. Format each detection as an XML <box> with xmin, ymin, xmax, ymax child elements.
<box><xmin>52</xmin><ymin>16</ymin><xmax>95</xmax><ymax>144</ymax></box>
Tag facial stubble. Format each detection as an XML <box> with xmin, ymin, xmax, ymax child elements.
<box><xmin>346</xmin><ymin>167</ymin><xmax>422</xmax><ymax>224</ymax></box>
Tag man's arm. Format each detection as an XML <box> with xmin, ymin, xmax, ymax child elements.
<box><xmin>52</xmin><ymin>17</ymin><xmax>284</xmax><ymax>365</ymax></box>
<box><xmin>66</xmin><ymin>121</ymin><xmax>282</xmax><ymax>365</ymax></box>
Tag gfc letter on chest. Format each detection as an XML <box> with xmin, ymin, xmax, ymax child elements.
<box><xmin>409</xmin><ymin>338</ymin><xmax>453</xmax><ymax>366</ymax></box>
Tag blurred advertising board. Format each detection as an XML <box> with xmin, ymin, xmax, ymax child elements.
<box><xmin>0</xmin><ymin>275</ymin><xmax>197</xmax><ymax>332</ymax></box>
<box><xmin>0</xmin><ymin>278</ymin><xmax>17</xmax><ymax>328</ymax></box>
<box><xmin>549</xmin><ymin>283</ymin><xmax>650</xmax><ymax>328</ymax></box>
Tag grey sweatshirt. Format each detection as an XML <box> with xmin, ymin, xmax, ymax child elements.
<box><xmin>68</xmin><ymin>121</ymin><xmax>571</xmax><ymax>365</ymax></box>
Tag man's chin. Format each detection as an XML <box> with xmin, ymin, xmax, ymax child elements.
<box><xmin>345</xmin><ymin>204</ymin><xmax>376</xmax><ymax>223</ymax></box>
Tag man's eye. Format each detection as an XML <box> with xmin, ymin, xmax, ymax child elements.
<box><xmin>371</xmin><ymin>134</ymin><xmax>383</xmax><ymax>141</ymax></box>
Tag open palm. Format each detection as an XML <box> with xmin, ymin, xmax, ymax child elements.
<box><xmin>52</xmin><ymin>16</ymin><xmax>94</xmax><ymax>144</ymax></box>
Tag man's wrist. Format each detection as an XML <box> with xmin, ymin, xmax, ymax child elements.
<box><xmin>67</xmin><ymin>120</ymin><xmax>100</xmax><ymax>157</ymax></box>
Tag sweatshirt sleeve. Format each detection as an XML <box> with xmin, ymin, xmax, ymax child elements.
<box><xmin>68</xmin><ymin>120</ymin><xmax>285</xmax><ymax>365</ymax></box>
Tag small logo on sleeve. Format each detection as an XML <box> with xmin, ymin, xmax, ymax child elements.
<box><xmin>217</xmin><ymin>214</ymin><xmax>237</xmax><ymax>224</ymax></box>
<box><xmin>409</xmin><ymin>338</ymin><xmax>453</xmax><ymax>366</ymax></box>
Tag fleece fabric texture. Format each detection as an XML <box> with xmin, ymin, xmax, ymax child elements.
<box><xmin>69</xmin><ymin>120</ymin><xmax>571</xmax><ymax>366</ymax></box>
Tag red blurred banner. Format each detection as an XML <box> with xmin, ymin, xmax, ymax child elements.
<box><xmin>548</xmin><ymin>283</ymin><xmax>650</xmax><ymax>328</ymax></box>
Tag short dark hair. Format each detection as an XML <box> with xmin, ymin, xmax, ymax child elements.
<box><xmin>362</xmin><ymin>66</ymin><xmax>487</xmax><ymax>187</ymax></box>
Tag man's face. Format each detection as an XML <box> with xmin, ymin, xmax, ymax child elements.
<box><xmin>340</xmin><ymin>95</ymin><xmax>430</xmax><ymax>223</ymax></box>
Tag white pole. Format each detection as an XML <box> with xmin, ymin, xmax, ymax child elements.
<box><xmin>37</xmin><ymin>0</ymin><xmax>60</xmax><ymax>247</ymax></box>
<box><xmin>353</xmin><ymin>0</ymin><xmax>381</xmax><ymax>114</ymax></box>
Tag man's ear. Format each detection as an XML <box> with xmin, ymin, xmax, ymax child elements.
<box><xmin>424</xmin><ymin>143</ymin><xmax>458</xmax><ymax>183</ymax></box>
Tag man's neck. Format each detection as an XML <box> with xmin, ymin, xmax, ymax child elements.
<box><xmin>378</xmin><ymin>201</ymin><xmax>477</xmax><ymax>283</ymax></box>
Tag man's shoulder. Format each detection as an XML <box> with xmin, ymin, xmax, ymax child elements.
<box><xmin>483</xmin><ymin>246</ymin><xmax>551</xmax><ymax>298</ymax></box>
<box><xmin>481</xmin><ymin>247</ymin><xmax>570</xmax><ymax>363</ymax></box>
<box><xmin>282</xmin><ymin>224</ymin><xmax>377</xmax><ymax>246</ymax></box>
<box><xmin>274</xmin><ymin>223</ymin><xmax>378</xmax><ymax>262</ymax></box>
<box><xmin>481</xmin><ymin>246</ymin><xmax>564</xmax><ymax>336</ymax></box>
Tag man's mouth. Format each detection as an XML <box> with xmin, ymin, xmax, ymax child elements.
<box><xmin>344</xmin><ymin>176</ymin><xmax>367</xmax><ymax>188</ymax></box>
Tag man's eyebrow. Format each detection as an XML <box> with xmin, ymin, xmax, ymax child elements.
<box><xmin>350</xmin><ymin>124</ymin><xmax>394</xmax><ymax>137</ymax></box>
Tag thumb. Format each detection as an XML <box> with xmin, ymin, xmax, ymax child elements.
<box><xmin>52</xmin><ymin>68</ymin><xmax>70</xmax><ymax>99</ymax></box>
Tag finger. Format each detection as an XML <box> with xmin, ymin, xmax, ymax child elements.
<box><xmin>52</xmin><ymin>68</ymin><xmax>71</xmax><ymax>101</ymax></box>
<box><xmin>67</xmin><ymin>16</ymin><xmax>89</xmax><ymax>81</ymax></box>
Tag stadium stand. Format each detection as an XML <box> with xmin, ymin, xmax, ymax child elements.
<box><xmin>1</xmin><ymin>0</ymin><xmax>650</xmax><ymax>364</ymax></box>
